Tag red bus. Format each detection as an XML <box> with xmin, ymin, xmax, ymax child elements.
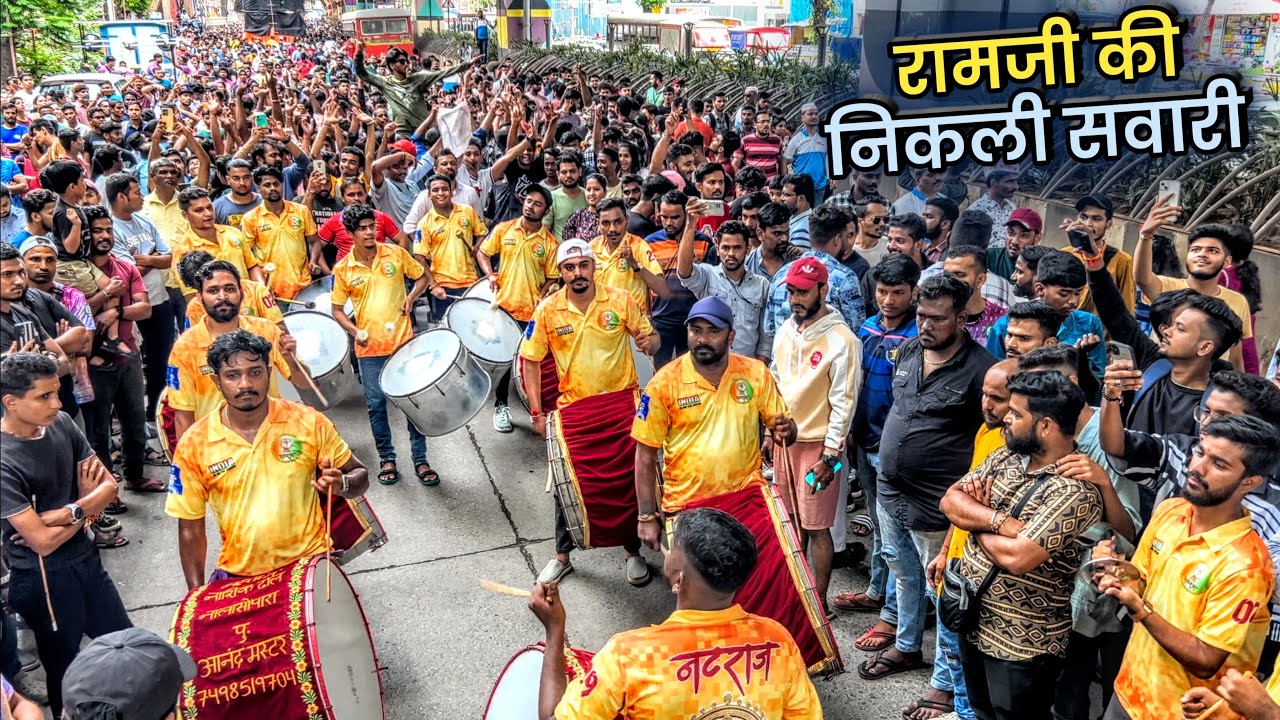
<box><xmin>341</xmin><ymin>8</ymin><xmax>415</xmax><ymax>58</ymax></box>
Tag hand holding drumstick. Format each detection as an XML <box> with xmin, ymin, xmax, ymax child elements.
<box><xmin>1182</xmin><ymin>670</ymin><xmax>1272</xmax><ymax>720</ymax></box>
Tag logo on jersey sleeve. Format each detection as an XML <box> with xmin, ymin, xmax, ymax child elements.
<box><xmin>166</xmin><ymin>365</ymin><xmax>180</xmax><ymax>390</ymax></box>
<box><xmin>169</xmin><ymin>466</ymin><xmax>183</xmax><ymax>495</ymax></box>
<box><xmin>637</xmin><ymin>394</ymin><xmax>651</xmax><ymax>420</ymax></box>
<box><xmin>524</xmin><ymin>321</ymin><xmax>536</xmax><ymax>339</ymax></box>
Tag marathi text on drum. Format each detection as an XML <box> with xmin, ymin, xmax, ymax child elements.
<box><xmin>195</xmin><ymin>668</ymin><xmax>299</xmax><ymax>706</ymax></box>
<box><xmin>204</xmin><ymin>568</ymin><xmax>289</xmax><ymax>601</ymax></box>
<box><xmin>670</xmin><ymin>640</ymin><xmax>780</xmax><ymax>695</ymax></box>
<box><xmin>197</xmin><ymin>633</ymin><xmax>290</xmax><ymax>677</ymax></box>
<box><xmin>197</xmin><ymin>590</ymin><xmax>281</xmax><ymax>621</ymax></box>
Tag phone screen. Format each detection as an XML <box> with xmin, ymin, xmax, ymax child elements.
<box><xmin>1068</xmin><ymin>230</ymin><xmax>1095</xmax><ymax>255</ymax></box>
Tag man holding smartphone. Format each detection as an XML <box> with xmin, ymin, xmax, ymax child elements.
<box><xmin>1060</xmin><ymin>194</ymin><xmax>1136</xmax><ymax>315</ymax></box>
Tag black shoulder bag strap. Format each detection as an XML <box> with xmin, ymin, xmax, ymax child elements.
<box><xmin>972</xmin><ymin>474</ymin><xmax>1053</xmax><ymax>597</ymax></box>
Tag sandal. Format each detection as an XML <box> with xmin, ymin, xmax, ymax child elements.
<box><xmin>98</xmin><ymin>338</ymin><xmax>135</xmax><ymax>358</ymax></box>
<box><xmin>416</xmin><ymin>463</ymin><xmax>440</xmax><ymax>487</ymax></box>
<box><xmin>126</xmin><ymin>477</ymin><xmax>168</xmax><ymax>493</ymax></box>
<box><xmin>903</xmin><ymin>697</ymin><xmax>955</xmax><ymax>720</ymax></box>
<box><xmin>853</xmin><ymin>626</ymin><xmax>897</xmax><ymax>652</ymax></box>
<box><xmin>377</xmin><ymin>462</ymin><xmax>399</xmax><ymax>486</ymax></box>
<box><xmin>834</xmin><ymin>590</ymin><xmax>884</xmax><ymax>613</ymax></box>
<box><xmin>144</xmin><ymin>447</ymin><xmax>168</xmax><ymax>466</ymax></box>
<box><xmin>95</xmin><ymin>533</ymin><xmax>130</xmax><ymax>549</ymax></box>
<box><xmin>849</xmin><ymin>513</ymin><xmax>874</xmax><ymax>537</ymax></box>
<box><xmin>103</xmin><ymin>498</ymin><xmax>128</xmax><ymax>515</ymax></box>
<box><xmin>857</xmin><ymin>649</ymin><xmax>926</xmax><ymax>681</ymax></box>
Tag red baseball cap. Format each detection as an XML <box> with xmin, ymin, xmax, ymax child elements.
<box><xmin>389</xmin><ymin>139</ymin><xmax>417</xmax><ymax>157</ymax></box>
<box><xmin>783</xmin><ymin>257</ymin><xmax>828</xmax><ymax>290</ymax></box>
<box><xmin>1006</xmin><ymin>208</ymin><xmax>1043</xmax><ymax>233</ymax></box>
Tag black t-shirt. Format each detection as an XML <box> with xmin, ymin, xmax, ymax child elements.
<box><xmin>628</xmin><ymin>210</ymin><xmax>658</xmax><ymax>239</ymax></box>
<box><xmin>52</xmin><ymin>200</ymin><xmax>89</xmax><ymax>262</ymax></box>
<box><xmin>1</xmin><ymin>412</ymin><xmax>96</xmax><ymax>571</ymax></box>
<box><xmin>308</xmin><ymin>194</ymin><xmax>344</xmax><ymax>228</ymax></box>
<box><xmin>0</xmin><ymin>303</ymin><xmax>52</xmax><ymax>349</ymax></box>
<box><xmin>492</xmin><ymin>161</ymin><xmax>547</xmax><ymax>223</ymax></box>
<box><xmin>23</xmin><ymin>289</ymin><xmax>82</xmax><ymax>338</ymax></box>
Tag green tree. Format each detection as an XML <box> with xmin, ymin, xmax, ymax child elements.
<box><xmin>1</xmin><ymin>0</ymin><xmax>104</xmax><ymax>76</ymax></box>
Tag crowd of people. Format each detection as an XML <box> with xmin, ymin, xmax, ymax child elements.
<box><xmin>1</xmin><ymin>17</ymin><xmax>1280</xmax><ymax>720</ymax></box>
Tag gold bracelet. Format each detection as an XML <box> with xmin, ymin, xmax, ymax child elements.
<box><xmin>637</xmin><ymin>512</ymin><xmax>659</xmax><ymax>523</ymax></box>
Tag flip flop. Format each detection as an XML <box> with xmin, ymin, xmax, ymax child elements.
<box><xmin>126</xmin><ymin>478</ymin><xmax>168</xmax><ymax>493</ymax></box>
<box><xmin>95</xmin><ymin>533</ymin><xmax>129</xmax><ymax>549</ymax></box>
<box><xmin>858</xmin><ymin>649</ymin><xmax>926</xmax><ymax>681</ymax></box>
<box><xmin>416</xmin><ymin>463</ymin><xmax>440</xmax><ymax>487</ymax></box>
<box><xmin>853</xmin><ymin>626</ymin><xmax>897</xmax><ymax>652</ymax></box>
<box><xmin>377</xmin><ymin>462</ymin><xmax>399</xmax><ymax>485</ymax></box>
<box><xmin>834</xmin><ymin>590</ymin><xmax>884</xmax><ymax>613</ymax></box>
<box><xmin>903</xmin><ymin>698</ymin><xmax>955</xmax><ymax>720</ymax></box>
<box><xmin>144</xmin><ymin>447</ymin><xmax>169</xmax><ymax>466</ymax></box>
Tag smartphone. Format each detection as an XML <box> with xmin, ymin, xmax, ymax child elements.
<box><xmin>160</xmin><ymin>106</ymin><xmax>175</xmax><ymax>133</ymax></box>
<box><xmin>805</xmin><ymin>461</ymin><xmax>844</xmax><ymax>491</ymax></box>
<box><xmin>703</xmin><ymin>199</ymin><xmax>725</xmax><ymax>216</ymax></box>
<box><xmin>15</xmin><ymin>321</ymin><xmax>37</xmax><ymax>348</ymax></box>
<box><xmin>1159</xmin><ymin>179</ymin><xmax>1182</xmax><ymax>208</ymax></box>
<box><xmin>253</xmin><ymin>112</ymin><xmax>270</xmax><ymax>129</ymax></box>
<box><xmin>1107</xmin><ymin>341</ymin><xmax>1136</xmax><ymax>366</ymax></box>
<box><xmin>1068</xmin><ymin>230</ymin><xmax>1095</xmax><ymax>255</ymax></box>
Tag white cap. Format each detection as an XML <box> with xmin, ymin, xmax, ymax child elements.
<box><xmin>555</xmin><ymin>239</ymin><xmax>594</xmax><ymax>266</ymax></box>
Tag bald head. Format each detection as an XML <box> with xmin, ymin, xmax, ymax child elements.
<box><xmin>981</xmin><ymin>359</ymin><xmax>1019</xmax><ymax>429</ymax></box>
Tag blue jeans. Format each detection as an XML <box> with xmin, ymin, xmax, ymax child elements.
<box><xmin>858</xmin><ymin>450</ymin><xmax>894</xmax><ymax>605</ymax></box>
<box><xmin>358</xmin><ymin>355</ymin><xmax>427</xmax><ymax>465</ymax></box>
<box><xmin>875</xmin><ymin>500</ymin><xmax>946</xmax><ymax>654</ymax></box>
<box><xmin>933</xmin><ymin>604</ymin><xmax>974</xmax><ymax>719</ymax></box>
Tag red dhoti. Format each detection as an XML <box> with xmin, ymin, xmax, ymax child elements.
<box><xmin>546</xmin><ymin>389</ymin><xmax>640</xmax><ymax>549</ymax></box>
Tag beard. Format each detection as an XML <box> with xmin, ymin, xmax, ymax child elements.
<box><xmin>1188</xmin><ymin>266</ymin><xmax>1223</xmax><ymax>282</ymax></box>
<box><xmin>1184</xmin><ymin>470</ymin><xmax>1241</xmax><ymax>507</ymax></box>
<box><xmin>207</xmin><ymin>302</ymin><xmax>240</xmax><ymax>323</ymax></box>
<box><xmin>1003</xmin><ymin>427</ymin><xmax>1043</xmax><ymax>456</ymax></box>
<box><xmin>691</xmin><ymin>343</ymin><xmax>725</xmax><ymax>366</ymax></box>
<box><xmin>568</xmin><ymin>277</ymin><xmax>590</xmax><ymax>294</ymax></box>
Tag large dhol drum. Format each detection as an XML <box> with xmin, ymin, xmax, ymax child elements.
<box><xmin>442</xmin><ymin>298</ymin><xmax>522</xmax><ymax>377</ymax></box>
<box><xmin>513</xmin><ymin>352</ymin><xmax>561</xmax><ymax>413</ymax></box>
<box><xmin>170</xmin><ymin>556</ymin><xmax>384</xmax><ymax>719</ymax></box>
<box><xmin>380</xmin><ymin>329</ymin><xmax>490</xmax><ymax>436</ymax></box>
<box><xmin>282</xmin><ymin>311</ymin><xmax>356</xmax><ymax>409</ymax></box>
<box><xmin>484</xmin><ymin>643</ymin><xmax>596</xmax><ymax>720</ymax></box>
<box><xmin>677</xmin><ymin>482</ymin><xmax>843</xmax><ymax>677</ymax></box>
<box><xmin>288</xmin><ymin>276</ymin><xmax>353</xmax><ymax>316</ymax></box>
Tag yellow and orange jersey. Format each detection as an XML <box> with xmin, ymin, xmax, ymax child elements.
<box><xmin>519</xmin><ymin>285</ymin><xmax>653</xmax><ymax>407</ymax></box>
<box><xmin>945</xmin><ymin>423</ymin><xmax>1007</xmax><ymax>571</ymax></box>
<box><xmin>414</xmin><ymin>203</ymin><xmax>487</xmax><ymax>290</ymax></box>
<box><xmin>1112</xmin><ymin>498</ymin><xmax>1274</xmax><ymax>719</ymax></box>
<box><xmin>185</xmin><ymin>278</ymin><xmax>284</xmax><ymax>327</ymax></box>
<box><xmin>589</xmin><ymin>233</ymin><xmax>662</xmax><ymax>315</ymax></box>
<box><xmin>171</xmin><ymin>225</ymin><xmax>259</xmax><ymax>296</ymax></box>
<box><xmin>554</xmin><ymin>605</ymin><xmax>822</xmax><ymax>720</ymax></box>
<box><xmin>240</xmin><ymin>200</ymin><xmax>318</xmax><ymax>300</ymax></box>
<box><xmin>166</xmin><ymin>397</ymin><xmax>353</xmax><ymax>577</ymax></box>
<box><xmin>165</xmin><ymin>314</ymin><xmax>293</xmax><ymax>421</ymax></box>
<box><xmin>331</xmin><ymin>243</ymin><xmax>424</xmax><ymax>358</ymax></box>
<box><xmin>478</xmin><ymin>219</ymin><xmax>559</xmax><ymax>322</ymax></box>
<box><xmin>632</xmin><ymin>353</ymin><xmax>788</xmax><ymax>514</ymax></box>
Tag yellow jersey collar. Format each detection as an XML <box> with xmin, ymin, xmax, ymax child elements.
<box><xmin>665</xmin><ymin>604</ymin><xmax>748</xmax><ymax>626</ymax></box>
<box><xmin>1193</xmin><ymin>509</ymin><xmax>1257</xmax><ymax>553</ymax></box>
<box><xmin>208</xmin><ymin>397</ymin><xmax>288</xmax><ymax>447</ymax></box>
<box><xmin>679</xmin><ymin>353</ymin><xmax>746</xmax><ymax>393</ymax></box>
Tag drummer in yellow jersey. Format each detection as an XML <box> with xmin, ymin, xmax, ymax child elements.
<box><xmin>631</xmin><ymin>296</ymin><xmax>797</xmax><ymax>550</ymax></box>
<box><xmin>167</xmin><ymin>261</ymin><xmax>316</xmax><ymax>443</ymax></box>
<box><xmin>414</xmin><ymin>174</ymin><xmax>488</xmax><ymax>320</ymax></box>
<box><xmin>588</xmin><ymin>198</ymin><xmax>666</xmax><ymax>315</ymax></box>
<box><xmin>172</xmin><ymin>186</ymin><xmax>265</xmax><ymax>295</ymax></box>
<box><xmin>528</xmin><ymin>508</ymin><xmax>822</xmax><ymax>720</ymax></box>
<box><xmin>240</xmin><ymin>166</ymin><xmax>320</xmax><ymax>301</ymax></box>
<box><xmin>167</xmin><ymin>330</ymin><xmax>370</xmax><ymax>589</ymax></box>
<box><xmin>330</xmin><ymin>204</ymin><xmax>438</xmax><ymax>487</ymax></box>
<box><xmin>476</xmin><ymin>184</ymin><xmax>561</xmax><ymax>433</ymax></box>
<box><xmin>176</xmin><ymin>249</ymin><xmax>285</xmax><ymax>328</ymax></box>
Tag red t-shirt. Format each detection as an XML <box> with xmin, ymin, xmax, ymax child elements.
<box><xmin>318</xmin><ymin>208</ymin><xmax>402</xmax><ymax>262</ymax></box>
<box><xmin>675</xmin><ymin>118</ymin><xmax>714</xmax><ymax>148</ymax></box>
<box><xmin>96</xmin><ymin>255</ymin><xmax>146</xmax><ymax>354</ymax></box>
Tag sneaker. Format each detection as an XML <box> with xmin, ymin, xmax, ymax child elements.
<box><xmin>537</xmin><ymin>558</ymin><xmax>574</xmax><ymax>585</ymax></box>
<box><xmin>625</xmin><ymin>555</ymin><xmax>651</xmax><ymax>586</ymax></box>
<box><xmin>492</xmin><ymin>405</ymin><xmax>513</xmax><ymax>433</ymax></box>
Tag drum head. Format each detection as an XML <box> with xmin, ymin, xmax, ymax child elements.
<box><xmin>463</xmin><ymin>279</ymin><xmax>495</xmax><ymax>303</ymax></box>
<box><xmin>444</xmin><ymin>298</ymin><xmax>522</xmax><ymax>364</ymax></box>
<box><xmin>309</xmin><ymin>558</ymin><xmax>383</xmax><ymax>719</ymax></box>
<box><xmin>295</xmin><ymin>277</ymin><xmax>353</xmax><ymax>316</ymax></box>
<box><xmin>284</xmin><ymin>311</ymin><xmax>348</xmax><ymax>377</ymax></box>
<box><xmin>483</xmin><ymin>647</ymin><xmax>543</xmax><ymax>720</ymax></box>
<box><xmin>380</xmin><ymin>329</ymin><xmax>463</xmax><ymax>397</ymax></box>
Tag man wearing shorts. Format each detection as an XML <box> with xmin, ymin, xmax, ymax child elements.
<box><xmin>770</xmin><ymin>257</ymin><xmax>860</xmax><ymax>612</ymax></box>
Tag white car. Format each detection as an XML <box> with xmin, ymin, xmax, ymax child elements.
<box><xmin>39</xmin><ymin>73</ymin><xmax>128</xmax><ymax>100</ymax></box>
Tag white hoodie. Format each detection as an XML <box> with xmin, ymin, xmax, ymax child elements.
<box><xmin>771</xmin><ymin>307</ymin><xmax>862</xmax><ymax>450</ymax></box>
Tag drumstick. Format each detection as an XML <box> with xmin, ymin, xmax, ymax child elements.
<box><xmin>325</xmin><ymin>481</ymin><xmax>334</xmax><ymax>603</ymax></box>
<box><xmin>32</xmin><ymin>496</ymin><xmax>57</xmax><ymax>632</ymax></box>
<box><xmin>286</xmin><ymin>348</ymin><xmax>330</xmax><ymax>407</ymax></box>
<box><xmin>480</xmin><ymin>580</ymin><xmax>531</xmax><ymax>597</ymax></box>
<box><xmin>1191</xmin><ymin>672</ymin><xmax>1253</xmax><ymax>720</ymax></box>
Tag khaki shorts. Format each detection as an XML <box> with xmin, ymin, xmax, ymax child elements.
<box><xmin>55</xmin><ymin>260</ymin><xmax>104</xmax><ymax>298</ymax></box>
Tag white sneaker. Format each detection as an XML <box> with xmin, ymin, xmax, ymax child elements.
<box><xmin>493</xmin><ymin>405</ymin><xmax>513</xmax><ymax>433</ymax></box>
<box><xmin>625</xmin><ymin>555</ymin><xmax>651</xmax><ymax>586</ymax></box>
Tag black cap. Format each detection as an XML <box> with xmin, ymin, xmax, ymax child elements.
<box><xmin>1075</xmin><ymin>194</ymin><xmax>1113</xmax><ymax>219</ymax></box>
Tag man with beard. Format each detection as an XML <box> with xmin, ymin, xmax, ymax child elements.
<box><xmin>987</xmin><ymin>208</ymin><xmax>1041</xmax><ymax>283</ymax></box>
<box><xmin>369</xmin><ymin>141</ymin><xmax>423</xmax><ymax>230</ymax></box>
<box><xmin>633</xmin><ymin>296</ymin><xmax>796</xmax><ymax>549</ymax></box>
<box><xmin>212</xmin><ymin>159</ymin><xmax>262</xmax><ymax>230</ymax></box>
<box><xmin>543</xmin><ymin>151</ymin><xmax>588</xmax><ymax>242</ymax></box>
<box><xmin>177</xmin><ymin>249</ymin><xmax>283</xmax><ymax>329</ymax></box>
<box><xmin>1060</xmin><ymin>194</ymin><xmax>1135</xmax><ymax>315</ymax></box>
<box><xmin>314</xmin><ymin>178</ymin><xmax>409</xmax><ymax>269</ymax></box>
<box><xmin>678</xmin><ymin>217</ymin><xmax>769</xmax><ymax>361</ymax></box>
<box><xmin>779</xmin><ymin>173</ymin><xmax>815</xmax><ymax>250</ymax></box>
<box><xmin>240</xmin><ymin>128</ymin><xmax>313</xmax><ymax>200</ymax></box>
<box><xmin>241</xmin><ymin>166</ymin><xmax>320</xmax><ymax>302</ymax></box>
<box><xmin>3</xmin><ymin>241</ymin><xmax>77</xmax><ymax>423</ymax></box>
<box><xmin>167</xmin><ymin>330</ymin><xmax>369</xmax><ymax>589</ymax></box>
<box><xmin>860</xmin><ymin>275</ymin><xmax>994</xmax><ymax>684</ymax></box>
<box><xmin>998</xmin><ymin>300</ymin><xmax>1062</xmax><ymax>360</ymax></box>
<box><xmin>299</xmin><ymin>166</ymin><xmax>344</xmax><ymax>244</ymax></box>
<box><xmin>940</xmin><ymin>370</ymin><xmax>1102</xmax><ymax>720</ymax></box>
<box><xmin>891</xmin><ymin>168</ymin><xmax>947</xmax><ymax>217</ymax></box>
<box><xmin>620</xmin><ymin>174</ymin><xmax>643</xmax><ymax>210</ymax></box>
<box><xmin>476</xmin><ymin>184</ymin><xmax>561</xmax><ymax>433</ymax></box>
<box><xmin>519</xmin><ymin>239</ymin><xmax>658</xmax><ymax>587</ymax></box>
<box><xmin>968</xmin><ymin>166</ymin><xmax>1021</xmax><ymax>247</ymax></box>
<box><xmin>166</xmin><ymin>260</ymin><xmax>314</xmax><ymax>444</ymax></box>
<box><xmin>770</xmin><ymin>257</ymin><xmax>860</xmax><ymax>614</ymax></box>
<box><xmin>590</xmin><ymin>198</ymin><xmax>667</xmax><ymax>316</ymax></box>
<box><xmin>826</xmin><ymin>169</ymin><xmax>883</xmax><ymax>213</ymax></box>
<box><xmin>332</xmin><ymin>204</ymin><xmax>434</xmax><ymax>487</ymax></box>
<box><xmin>1134</xmin><ymin>209</ymin><xmax>1252</xmax><ymax>372</ymax></box>
<box><xmin>691</xmin><ymin>162</ymin><xmax>730</xmax><ymax>235</ymax></box>
<box><xmin>140</xmin><ymin>158</ymin><xmax>191</xmax><ymax>331</ymax></box>
<box><xmin>644</xmin><ymin>190</ymin><xmax>717</xmax><ymax>368</ymax></box>
<box><xmin>171</xmin><ymin>187</ymin><xmax>265</xmax><ymax>296</ymax></box>
<box><xmin>921</xmin><ymin>197</ymin><xmax>958</xmax><ymax>264</ymax></box>
<box><xmin>743</xmin><ymin>201</ymin><xmax>800</xmax><ymax>284</ymax></box>
<box><xmin>1010</xmin><ymin>244</ymin><xmax>1055</xmax><ymax>300</ymax></box>
<box><xmin>1098</xmin><ymin>415</ymin><xmax>1278</xmax><ymax>720</ymax></box>
<box><xmin>403</xmin><ymin>150</ymin><xmax>484</xmax><ymax>230</ymax></box>
<box><xmin>943</xmin><ymin>245</ymin><xmax>1007</xmax><ymax>345</ymax></box>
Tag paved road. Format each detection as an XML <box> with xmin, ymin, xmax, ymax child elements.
<box><xmin>97</xmin><ymin>391</ymin><xmax>937</xmax><ymax>719</ymax></box>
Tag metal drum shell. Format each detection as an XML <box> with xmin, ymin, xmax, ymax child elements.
<box><xmin>282</xmin><ymin>311</ymin><xmax>356</xmax><ymax>410</ymax></box>
<box><xmin>379</xmin><ymin>329</ymin><xmax>491</xmax><ymax>437</ymax></box>
<box><xmin>442</xmin><ymin>298</ymin><xmax>522</xmax><ymax>379</ymax></box>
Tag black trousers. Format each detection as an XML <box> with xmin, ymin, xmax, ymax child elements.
<box><xmin>85</xmin><ymin>356</ymin><xmax>148</xmax><ymax>482</ymax></box>
<box><xmin>8</xmin><ymin>551</ymin><xmax>132</xmax><ymax>715</ymax></box>
<box><xmin>495</xmin><ymin>320</ymin><xmax>530</xmax><ymax>407</ymax></box>
<box><xmin>1052</xmin><ymin>627</ymin><xmax>1131</xmax><ymax>720</ymax></box>
<box><xmin>961</xmin><ymin>638</ymin><xmax>1063</xmax><ymax>720</ymax></box>
<box><xmin>136</xmin><ymin>299</ymin><xmax>175</xmax><ymax>416</ymax></box>
<box><xmin>652</xmin><ymin>325</ymin><xmax>688</xmax><ymax>369</ymax></box>
<box><xmin>167</xmin><ymin>286</ymin><xmax>187</xmax><ymax>336</ymax></box>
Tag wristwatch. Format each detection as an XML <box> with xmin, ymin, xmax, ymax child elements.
<box><xmin>821</xmin><ymin>454</ymin><xmax>840</xmax><ymax>470</ymax></box>
<box><xmin>65</xmin><ymin>503</ymin><xmax>85</xmax><ymax>522</ymax></box>
<box><xmin>1132</xmin><ymin>599</ymin><xmax>1154</xmax><ymax>623</ymax></box>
